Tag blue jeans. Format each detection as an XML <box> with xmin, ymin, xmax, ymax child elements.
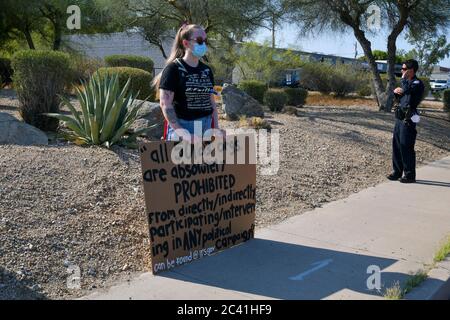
<box><xmin>166</xmin><ymin>115</ymin><xmax>213</xmax><ymax>141</ymax></box>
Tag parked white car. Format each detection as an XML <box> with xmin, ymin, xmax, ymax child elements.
<box><xmin>430</xmin><ymin>79</ymin><xmax>449</xmax><ymax>92</ymax></box>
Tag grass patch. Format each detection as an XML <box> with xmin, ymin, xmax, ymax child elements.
<box><xmin>403</xmin><ymin>271</ymin><xmax>428</xmax><ymax>295</ymax></box>
<box><xmin>384</xmin><ymin>281</ymin><xmax>403</xmax><ymax>300</ymax></box>
<box><xmin>434</xmin><ymin>235</ymin><xmax>450</xmax><ymax>263</ymax></box>
<box><xmin>383</xmin><ymin>271</ymin><xmax>428</xmax><ymax>300</ymax></box>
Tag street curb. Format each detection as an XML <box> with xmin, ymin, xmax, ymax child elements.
<box><xmin>404</xmin><ymin>258</ymin><xmax>450</xmax><ymax>300</ymax></box>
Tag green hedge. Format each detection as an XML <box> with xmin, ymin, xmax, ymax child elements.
<box><xmin>284</xmin><ymin>87</ymin><xmax>308</xmax><ymax>106</ymax></box>
<box><xmin>238</xmin><ymin>80</ymin><xmax>267</xmax><ymax>104</ymax></box>
<box><xmin>0</xmin><ymin>57</ymin><xmax>13</xmax><ymax>87</ymax></box>
<box><xmin>264</xmin><ymin>90</ymin><xmax>288</xmax><ymax>112</ymax></box>
<box><xmin>97</xmin><ymin>67</ymin><xmax>154</xmax><ymax>101</ymax></box>
<box><xmin>12</xmin><ymin>50</ymin><xmax>70</xmax><ymax>131</ymax></box>
<box><xmin>105</xmin><ymin>55</ymin><xmax>154</xmax><ymax>74</ymax></box>
<box><xmin>444</xmin><ymin>90</ymin><xmax>450</xmax><ymax>111</ymax></box>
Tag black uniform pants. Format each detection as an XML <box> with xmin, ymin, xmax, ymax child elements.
<box><xmin>392</xmin><ymin>119</ymin><xmax>417</xmax><ymax>179</ymax></box>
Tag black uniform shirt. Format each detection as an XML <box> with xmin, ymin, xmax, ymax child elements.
<box><xmin>399</xmin><ymin>76</ymin><xmax>424</xmax><ymax>113</ymax></box>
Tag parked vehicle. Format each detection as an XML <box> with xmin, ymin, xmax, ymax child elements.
<box><xmin>430</xmin><ymin>79</ymin><xmax>449</xmax><ymax>92</ymax></box>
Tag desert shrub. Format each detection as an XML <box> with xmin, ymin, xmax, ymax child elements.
<box><xmin>97</xmin><ymin>67</ymin><xmax>154</xmax><ymax>101</ymax></box>
<box><xmin>0</xmin><ymin>57</ymin><xmax>13</xmax><ymax>87</ymax></box>
<box><xmin>284</xmin><ymin>87</ymin><xmax>308</xmax><ymax>106</ymax></box>
<box><xmin>283</xmin><ymin>106</ymin><xmax>299</xmax><ymax>116</ymax></box>
<box><xmin>329</xmin><ymin>64</ymin><xmax>360</xmax><ymax>97</ymax></box>
<box><xmin>69</xmin><ymin>54</ymin><xmax>104</xmax><ymax>84</ymax></box>
<box><xmin>300</xmin><ymin>63</ymin><xmax>333</xmax><ymax>94</ymax></box>
<box><xmin>264</xmin><ymin>89</ymin><xmax>288</xmax><ymax>112</ymax></box>
<box><xmin>45</xmin><ymin>73</ymin><xmax>153</xmax><ymax>148</ymax></box>
<box><xmin>356</xmin><ymin>73</ymin><xmax>372</xmax><ymax>97</ymax></box>
<box><xmin>432</xmin><ymin>91</ymin><xmax>442</xmax><ymax>101</ymax></box>
<box><xmin>238</xmin><ymin>116</ymin><xmax>271</xmax><ymax>130</ymax></box>
<box><xmin>357</xmin><ymin>84</ymin><xmax>372</xmax><ymax>97</ymax></box>
<box><xmin>443</xmin><ymin>90</ymin><xmax>450</xmax><ymax>111</ymax></box>
<box><xmin>301</xmin><ymin>62</ymin><xmax>363</xmax><ymax>97</ymax></box>
<box><xmin>238</xmin><ymin>80</ymin><xmax>267</xmax><ymax>104</ymax></box>
<box><xmin>12</xmin><ymin>50</ymin><xmax>70</xmax><ymax>131</ymax></box>
<box><xmin>105</xmin><ymin>54</ymin><xmax>154</xmax><ymax>74</ymax></box>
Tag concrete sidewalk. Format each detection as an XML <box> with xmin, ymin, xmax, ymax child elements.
<box><xmin>83</xmin><ymin>156</ymin><xmax>450</xmax><ymax>300</ymax></box>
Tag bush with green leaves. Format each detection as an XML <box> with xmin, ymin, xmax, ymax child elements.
<box><xmin>432</xmin><ymin>90</ymin><xmax>442</xmax><ymax>101</ymax></box>
<box><xmin>329</xmin><ymin>64</ymin><xmax>361</xmax><ymax>97</ymax></box>
<box><xmin>105</xmin><ymin>55</ymin><xmax>154</xmax><ymax>74</ymax></box>
<box><xmin>97</xmin><ymin>67</ymin><xmax>154</xmax><ymax>101</ymax></box>
<box><xmin>238</xmin><ymin>80</ymin><xmax>267</xmax><ymax>104</ymax></box>
<box><xmin>443</xmin><ymin>90</ymin><xmax>450</xmax><ymax>111</ymax></box>
<box><xmin>264</xmin><ymin>90</ymin><xmax>288</xmax><ymax>112</ymax></box>
<box><xmin>0</xmin><ymin>57</ymin><xmax>13</xmax><ymax>87</ymax></box>
<box><xmin>356</xmin><ymin>73</ymin><xmax>372</xmax><ymax>97</ymax></box>
<box><xmin>357</xmin><ymin>84</ymin><xmax>372</xmax><ymax>97</ymax></box>
<box><xmin>300</xmin><ymin>63</ymin><xmax>333</xmax><ymax>94</ymax></box>
<box><xmin>12</xmin><ymin>50</ymin><xmax>70</xmax><ymax>131</ymax></box>
<box><xmin>69</xmin><ymin>54</ymin><xmax>104</xmax><ymax>84</ymax></box>
<box><xmin>45</xmin><ymin>73</ymin><xmax>153</xmax><ymax>148</ymax></box>
<box><xmin>284</xmin><ymin>87</ymin><xmax>308</xmax><ymax>106</ymax></box>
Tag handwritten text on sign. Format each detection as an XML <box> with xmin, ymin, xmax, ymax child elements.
<box><xmin>139</xmin><ymin>138</ymin><xmax>256</xmax><ymax>274</ymax></box>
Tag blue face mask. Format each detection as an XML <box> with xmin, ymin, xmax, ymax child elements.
<box><xmin>193</xmin><ymin>43</ymin><xmax>208</xmax><ymax>58</ymax></box>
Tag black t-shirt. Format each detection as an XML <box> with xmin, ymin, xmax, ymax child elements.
<box><xmin>159</xmin><ymin>58</ymin><xmax>215</xmax><ymax>120</ymax></box>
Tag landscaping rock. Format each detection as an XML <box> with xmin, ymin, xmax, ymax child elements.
<box><xmin>221</xmin><ymin>83</ymin><xmax>264</xmax><ymax>120</ymax></box>
<box><xmin>129</xmin><ymin>101</ymin><xmax>164</xmax><ymax>140</ymax></box>
<box><xmin>0</xmin><ymin>112</ymin><xmax>48</xmax><ymax>146</ymax></box>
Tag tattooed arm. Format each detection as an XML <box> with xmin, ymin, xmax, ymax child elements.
<box><xmin>160</xmin><ymin>89</ymin><xmax>182</xmax><ymax>130</ymax></box>
<box><xmin>160</xmin><ymin>89</ymin><xmax>198</xmax><ymax>142</ymax></box>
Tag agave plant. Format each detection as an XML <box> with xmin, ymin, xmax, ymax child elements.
<box><xmin>45</xmin><ymin>72</ymin><xmax>153</xmax><ymax>148</ymax></box>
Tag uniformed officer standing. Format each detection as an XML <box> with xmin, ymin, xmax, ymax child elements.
<box><xmin>387</xmin><ymin>59</ymin><xmax>424</xmax><ymax>184</ymax></box>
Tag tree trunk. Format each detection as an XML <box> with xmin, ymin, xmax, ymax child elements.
<box><xmin>52</xmin><ymin>19</ymin><xmax>62</xmax><ymax>50</ymax></box>
<box><xmin>271</xmin><ymin>14</ymin><xmax>276</xmax><ymax>49</ymax></box>
<box><xmin>385</xmin><ymin>34</ymin><xmax>399</xmax><ymax>113</ymax></box>
<box><xmin>353</xmin><ymin>28</ymin><xmax>385</xmax><ymax>110</ymax></box>
<box><xmin>24</xmin><ymin>27</ymin><xmax>35</xmax><ymax>50</ymax></box>
<box><xmin>158</xmin><ymin>43</ymin><xmax>168</xmax><ymax>59</ymax></box>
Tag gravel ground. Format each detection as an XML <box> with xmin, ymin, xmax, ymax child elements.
<box><xmin>1</xmin><ymin>90</ymin><xmax>450</xmax><ymax>299</ymax></box>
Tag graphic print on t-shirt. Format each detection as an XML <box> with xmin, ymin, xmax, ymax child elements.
<box><xmin>182</xmin><ymin>68</ymin><xmax>213</xmax><ymax>110</ymax></box>
<box><xmin>159</xmin><ymin>59</ymin><xmax>215</xmax><ymax>120</ymax></box>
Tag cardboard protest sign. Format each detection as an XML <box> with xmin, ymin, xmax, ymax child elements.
<box><xmin>139</xmin><ymin>136</ymin><xmax>256</xmax><ymax>274</ymax></box>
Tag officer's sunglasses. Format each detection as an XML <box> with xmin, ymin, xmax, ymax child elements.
<box><xmin>190</xmin><ymin>37</ymin><xmax>208</xmax><ymax>45</ymax></box>
<box><xmin>401</xmin><ymin>67</ymin><xmax>409</xmax><ymax>71</ymax></box>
